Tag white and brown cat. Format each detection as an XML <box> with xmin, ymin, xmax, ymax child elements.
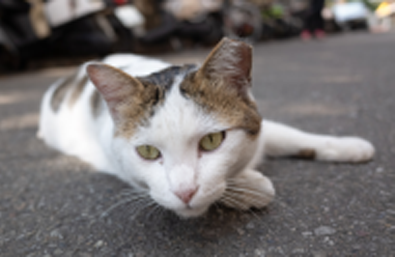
<box><xmin>38</xmin><ymin>38</ymin><xmax>374</xmax><ymax>218</ymax></box>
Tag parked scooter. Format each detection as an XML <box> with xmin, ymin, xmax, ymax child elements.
<box><xmin>0</xmin><ymin>0</ymin><xmax>136</xmax><ymax>71</ymax></box>
<box><xmin>132</xmin><ymin>0</ymin><xmax>223</xmax><ymax>50</ymax></box>
<box><xmin>44</xmin><ymin>0</ymin><xmax>118</xmax><ymax>57</ymax></box>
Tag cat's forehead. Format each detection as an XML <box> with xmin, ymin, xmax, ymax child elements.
<box><xmin>138</xmin><ymin>64</ymin><xmax>197</xmax><ymax>92</ymax></box>
<box><xmin>115</xmin><ymin>63</ymin><xmax>261</xmax><ymax>139</ymax></box>
<box><xmin>139</xmin><ymin>80</ymin><xmax>224</xmax><ymax>143</ymax></box>
<box><xmin>113</xmin><ymin>65</ymin><xmax>197</xmax><ymax>138</ymax></box>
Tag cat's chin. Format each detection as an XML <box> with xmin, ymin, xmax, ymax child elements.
<box><xmin>173</xmin><ymin>205</ymin><xmax>209</xmax><ymax>219</ymax></box>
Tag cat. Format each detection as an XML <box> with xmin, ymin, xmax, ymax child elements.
<box><xmin>38</xmin><ymin>38</ymin><xmax>375</xmax><ymax>218</ymax></box>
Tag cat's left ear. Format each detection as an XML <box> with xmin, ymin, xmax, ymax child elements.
<box><xmin>197</xmin><ymin>38</ymin><xmax>252</xmax><ymax>94</ymax></box>
<box><xmin>86</xmin><ymin>63</ymin><xmax>145</xmax><ymax>123</ymax></box>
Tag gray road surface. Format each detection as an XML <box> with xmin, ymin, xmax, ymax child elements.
<box><xmin>1</xmin><ymin>32</ymin><xmax>394</xmax><ymax>257</ymax></box>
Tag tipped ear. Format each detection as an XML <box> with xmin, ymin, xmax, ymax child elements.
<box><xmin>197</xmin><ymin>38</ymin><xmax>252</xmax><ymax>93</ymax></box>
<box><xmin>86</xmin><ymin>63</ymin><xmax>144</xmax><ymax>122</ymax></box>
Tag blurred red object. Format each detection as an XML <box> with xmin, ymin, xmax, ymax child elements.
<box><xmin>114</xmin><ymin>0</ymin><xmax>128</xmax><ymax>5</ymax></box>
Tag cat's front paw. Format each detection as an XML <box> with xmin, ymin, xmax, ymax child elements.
<box><xmin>220</xmin><ymin>170</ymin><xmax>275</xmax><ymax>210</ymax></box>
<box><xmin>317</xmin><ymin>137</ymin><xmax>375</xmax><ymax>163</ymax></box>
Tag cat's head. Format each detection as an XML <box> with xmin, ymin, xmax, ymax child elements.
<box><xmin>87</xmin><ymin>38</ymin><xmax>262</xmax><ymax>218</ymax></box>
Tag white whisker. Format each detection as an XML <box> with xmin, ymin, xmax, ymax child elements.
<box><xmin>100</xmin><ymin>190</ymin><xmax>151</xmax><ymax>219</ymax></box>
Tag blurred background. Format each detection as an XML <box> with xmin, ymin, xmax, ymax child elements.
<box><xmin>0</xmin><ymin>0</ymin><xmax>394</xmax><ymax>73</ymax></box>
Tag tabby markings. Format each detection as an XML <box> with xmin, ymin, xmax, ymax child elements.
<box><xmin>69</xmin><ymin>75</ymin><xmax>88</xmax><ymax>107</ymax></box>
<box><xmin>138</xmin><ymin>64</ymin><xmax>197</xmax><ymax>93</ymax></box>
<box><xmin>50</xmin><ymin>73</ymin><xmax>78</xmax><ymax>112</ymax></box>
<box><xmin>50</xmin><ymin>70</ymin><xmax>89</xmax><ymax>112</ymax></box>
<box><xmin>296</xmin><ymin>149</ymin><xmax>316</xmax><ymax>159</ymax></box>
<box><xmin>180</xmin><ymin>72</ymin><xmax>261</xmax><ymax>138</ymax></box>
<box><xmin>179</xmin><ymin>38</ymin><xmax>261</xmax><ymax>138</ymax></box>
<box><xmin>109</xmin><ymin>64</ymin><xmax>197</xmax><ymax>138</ymax></box>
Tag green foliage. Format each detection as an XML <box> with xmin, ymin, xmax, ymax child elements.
<box><xmin>261</xmin><ymin>4</ymin><xmax>284</xmax><ymax>20</ymax></box>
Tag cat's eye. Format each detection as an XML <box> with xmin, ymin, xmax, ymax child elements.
<box><xmin>199</xmin><ymin>131</ymin><xmax>225</xmax><ymax>152</ymax></box>
<box><xmin>136</xmin><ymin>145</ymin><xmax>161</xmax><ymax>160</ymax></box>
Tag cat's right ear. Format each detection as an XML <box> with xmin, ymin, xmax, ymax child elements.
<box><xmin>196</xmin><ymin>38</ymin><xmax>252</xmax><ymax>95</ymax></box>
<box><xmin>86</xmin><ymin>63</ymin><xmax>144</xmax><ymax>123</ymax></box>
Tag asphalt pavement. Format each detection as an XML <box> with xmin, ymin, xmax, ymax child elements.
<box><xmin>1</xmin><ymin>31</ymin><xmax>394</xmax><ymax>257</ymax></box>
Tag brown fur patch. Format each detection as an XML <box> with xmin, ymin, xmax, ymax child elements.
<box><xmin>87</xmin><ymin>63</ymin><xmax>167</xmax><ymax>138</ymax></box>
<box><xmin>179</xmin><ymin>38</ymin><xmax>261</xmax><ymax>138</ymax></box>
<box><xmin>180</xmin><ymin>72</ymin><xmax>261</xmax><ymax>138</ymax></box>
<box><xmin>50</xmin><ymin>73</ymin><xmax>77</xmax><ymax>112</ymax></box>
<box><xmin>88</xmin><ymin>38</ymin><xmax>260</xmax><ymax>139</ymax></box>
<box><xmin>138</xmin><ymin>65</ymin><xmax>196</xmax><ymax>92</ymax></box>
<box><xmin>297</xmin><ymin>149</ymin><xmax>316</xmax><ymax>159</ymax></box>
<box><xmin>69</xmin><ymin>75</ymin><xmax>88</xmax><ymax>107</ymax></box>
<box><xmin>114</xmin><ymin>80</ymin><xmax>164</xmax><ymax>138</ymax></box>
<box><xmin>115</xmin><ymin>65</ymin><xmax>197</xmax><ymax>137</ymax></box>
<box><xmin>88</xmin><ymin>63</ymin><xmax>199</xmax><ymax>138</ymax></box>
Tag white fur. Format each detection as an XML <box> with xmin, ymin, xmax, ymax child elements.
<box><xmin>38</xmin><ymin>53</ymin><xmax>375</xmax><ymax>218</ymax></box>
<box><xmin>262</xmin><ymin>120</ymin><xmax>375</xmax><ymax>162</ymax></box>
<box><xmin>38</xmin><ymin>54</ymin><xmax>263</xmax><ymax>217</ymax></box>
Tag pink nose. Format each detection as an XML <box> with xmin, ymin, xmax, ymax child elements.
<box><xmin>174</xmin><ymin>187</ymin><xmax>198</xmax><ymax>204</ymax></box>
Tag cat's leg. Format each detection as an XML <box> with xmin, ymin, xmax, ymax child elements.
<box><xmin>220</xmin><ymin>169</ymin><xmax>275</xmax><ymax>210</ymax></box>
<box><xmin>262</xmin><ymin>120</ymin><xmax>375</xmax><ymax>162</ymax></box>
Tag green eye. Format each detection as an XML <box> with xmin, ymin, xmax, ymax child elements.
<box><xmin>199</xmin><ymin>132</ymin><xmax>225</xmax><ymax>151</ymax></box>
<box><xmin>136</xmin><ymin>145</ymin><xmax>161</xmax><ymax>160</ymax></box>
